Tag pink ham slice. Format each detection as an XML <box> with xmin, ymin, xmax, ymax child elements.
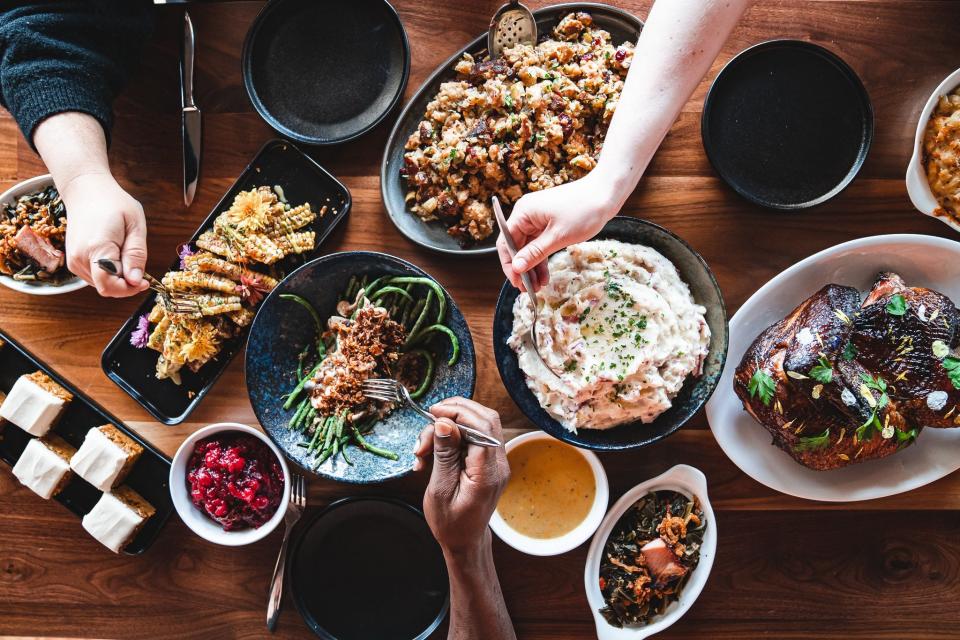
<box><xmin>640</xmin><ymin>538</ymin><xmax>687</xmax><ymax>585</ymax></box>
<box><xmin>14</xmin><ymin>226</ymin><xmax>64</xmax><ymax>273</ymax></box>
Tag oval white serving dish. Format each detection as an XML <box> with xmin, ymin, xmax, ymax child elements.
<box><xmin>905</xmin><ymin>66</ymin><xmax>960</xmax><ymax>233</ymax></box>
<box><xmin>0</xmin><ymin>174</ymin><xmax>86</xmax><ymax>295</ymax></box>
<box><xmin>583</xmin><ymin>464</ymin><xmax>716</xmax><ymax>640</ymax></box>
<box><xmin>170</xmin><ymin>422</ymin><xmax>290</xmax><ymax>546</ymax></box>
<box><xmin>705</xmin><ymin>234</ymin><xmax>960</xmax><ymax>502</ymax></box>
<box><xmin>489</xmin><ymin>430</ymin><xmax>609</xmax><ymax>556</ymax></box>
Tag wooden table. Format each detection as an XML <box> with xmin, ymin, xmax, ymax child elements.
<box><xmin>2</xmin><ymin>1</ymin><xmax>959</xmax><ymax>638</ymax></box>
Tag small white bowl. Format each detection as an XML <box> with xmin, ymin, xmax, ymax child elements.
<box><xmin>170</xmin><ymin>422</ymin><xmax>290</xmax><ymax>546</ymax></box>
<box><xmin>584</xmin><ymin>464</ymin><xmax>716</xmax><ymax>640</ymax></box>
<box><xmin>905</xmin><ymin>66</ymin><xmax>960</xmax><ymax>233</ymax></box>
<box><xmin>0</xmin><ymin>174</ymin><xmax>86</xmax><ymax>295</ymax></box>
<box><xmin>489</xmin><ymin>431</ymin><xmax>609</xmax><ymax>556</ymax></box>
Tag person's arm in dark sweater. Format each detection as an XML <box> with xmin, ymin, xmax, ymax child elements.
<box><xmin>0</xmin><ymin>2</ymin><xmax>152</xmax><ymax>296</ymax></box>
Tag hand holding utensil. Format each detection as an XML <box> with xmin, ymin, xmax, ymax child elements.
<box><xmin>96</xmin><ymin>258</ymin><xmax>202</xmax><ymax>317</ymax></box>
<box><xmin>266</xmin><ymin>473</ymin><xmax>306</xmax><ymax>632</ymax></box>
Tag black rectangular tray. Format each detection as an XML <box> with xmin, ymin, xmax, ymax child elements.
<box><xmin>0</xmin><ymin>330</ymin><xmax>172</xmax><ymax>555</ymax></box>
<box><xmin>101</xmin><ymin>139</ymin><xmax>351</xmax><ymax>424</ymax></box>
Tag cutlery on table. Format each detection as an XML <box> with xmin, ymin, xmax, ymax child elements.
<box><xmin>266</xmin><ymin>472</ymin><xmax>306</xmax><ymax>632</ymax></box>
<box><xmin>361</xmin><ymin>378</ymin><xmax>502</xmax><ymax>448</ymax></box>
<box><xmin>491</xmin><ymin>196</ymin><xmax>562</xmax><ymax>380</ymax></box>
<box><xmin>95</xmin><ymin>258</ymin><xmax>202</xmax><ymax>317</ymax></box>
<box><xmin>488</xmin><ymin>0</ymin><xmax>537</xmax><ymax>59</ymax></box>
<box><xmin>181</xmin><ymin>11</ymin><xmax>202</xmax><ymax>207</ymax></box>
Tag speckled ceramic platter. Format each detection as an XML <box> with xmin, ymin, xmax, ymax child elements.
<box><xmin>245</xmin><ymin>251</ymin><xmax>476</xmax><ymax>483</ymax></box>
<box><xmin>493</xmin><ymin>216</ymin><xmax>728</xmax><ymax>451</ymax></box>
<box><xmin>380</xmin><ymin>2</ymin><xmax>643</xmax><ymax>255</ymax></box>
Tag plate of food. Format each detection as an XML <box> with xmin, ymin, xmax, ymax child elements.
<box><xmin>0</xmin><ymin>329</ymin><xmax>171</xmax><ymax>554</ymax></box>
<box><xmin>705</xmin><ymin>234</ymin><xmax>960</xmax><ymax>502</ymax></box>
<box><xmin>0</xmin><ymin>175</ymin><xmax>85</xmax><ymax>294</ymax></box>
<box><xmin>493</xmin><ymin>216</ymin><xmax>727</xmax><ymax>450</ymax></box>
<box><xmin>380</xmin><ymin>4</ymin><xmax>643</xmax><ymax>254</ymax></box>
<box><xmin>906</xmin><ymin>66</ymin><xmax>960</xmax><ymax>233</ymax></box>
<box><xmin>245</xmin><ymin>251</ymin><xmax>476</xmax><ymax>483</ymax></box>
<box><xmin>101</xmin><ymin>140</ymin><xmax>350</xmax><ymax>425</ymax></box>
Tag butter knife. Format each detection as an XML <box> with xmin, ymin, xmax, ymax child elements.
<box><xmin>181</xmin><ymin>12</ymin><xmax>201</xmax><ymax>207</ymax></box>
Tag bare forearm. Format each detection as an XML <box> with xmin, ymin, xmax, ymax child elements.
<box><xmin>33</xmin><ymin>112</ymin><xmax>113</xmax><ymax>194</ymax></box>
<box><xmin>445</xmin><ymin>536</ymin><xmax>516</xmax><ymax>640</ymax></box>
<box><xmin>595</xmin><ymin>0</ymin><xmax>754</xmax><ymax>206</ymax></box>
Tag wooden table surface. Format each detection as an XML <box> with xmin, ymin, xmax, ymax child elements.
<box><xmin>2</xmin><ymin>1</ymin><xmax>960</xmax><ymax>638</ymax></box>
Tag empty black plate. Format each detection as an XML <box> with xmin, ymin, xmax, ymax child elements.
<box><xmin>290</xmin><ymin>497</ymin><xmax>448</xmax><ymax>639</ymax></box>
<box><xmin>701</xmin><ymin>40</ymin><xmax>873</xmax><ymax>210</ymax></box>
<box><xmin>243</xmin><ymin>0</ymin><xmax>410</xmax><ymax>145</ymax></box>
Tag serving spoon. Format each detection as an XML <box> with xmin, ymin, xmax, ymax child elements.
<box><xmin>488</xmin><ymin>0</ymin><xmax>537</xmax><ymax>59</ymax></box>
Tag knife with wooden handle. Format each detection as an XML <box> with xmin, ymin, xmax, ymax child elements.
<box><xmin>181</xmin><ymin>11</ymin><xmax>201</xmax><ymax>207</ymax></box>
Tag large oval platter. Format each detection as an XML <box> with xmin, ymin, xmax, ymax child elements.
<box><xmin>705</xmin><ymin>234</ymin><xmax>960</xmax><ymax>502</ymax></box>
<box><xmin>380</xmin><ymin>2</ymin><xmax>643</xmax><ymax>255</ymax></box>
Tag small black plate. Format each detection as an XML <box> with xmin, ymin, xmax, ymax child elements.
<box><xmin>101</xmin><ymin>140</ymin><xmax>351</xmax><ymax>425</ymax></box>
<box><xmin>0</xmin><ymin>330</ymin><xmax>172</xmax><ymax>554</ymax></box>
<box><xmin>493</xmin><ymin>216</ymin><xmax>728</xmax><ymax>451</ymax></box>
<box><xmin>289</xmin><ymin>497</ymin><xmax>449</xmax><ymax>640</ymax></box>
<box><xmin>242</xmin><ymin>0</ymin><xmax>410</xmax><ymax>145</ymax></box>
<box><xmin>701</xmin><ymin>40</ymin><xmax>873</xmax><ymax>210</ymax></box>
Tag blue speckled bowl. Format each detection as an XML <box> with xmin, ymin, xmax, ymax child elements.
<box><xmin>492</xmin><ymin>216</ymin><xmax>728</xmax><ymax>451</ymax></box>
<box><xmin>246</xmin><ymin>251</ymin><xmax>476</xmax><ymax>483</ymax></box>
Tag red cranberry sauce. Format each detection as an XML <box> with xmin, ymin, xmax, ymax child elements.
<box><xmin>186</xmin><ymin>434</ymin><xmax>284</xmax><ymax>531</ymax></box>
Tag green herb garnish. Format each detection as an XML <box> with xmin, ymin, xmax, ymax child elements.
<box><xmin>843</xmin><ymin>341</ymin><xmax>857</xmax><ymax>361</ymax></box>
<box><xmin>810</xmin><ymin>355</ymin><xmax>833</xmax><ymax>384</ymax></box>
<box><xmin>748</xmin><ymin>369</ymin><xmax>776</xmax><ymax>406</ymax></box>
<box><xmin>943</xmin><ymin>356</ymin><xmax>960</xmax><ymax>390</ymax></box>
<box><xmin>886</xmin><ymin>294</ymin><xmax>907</xmax><ymax>316</ymax></box>
<box><xmin>794</xmin><ymin>428</ymin><xmax>831</xmax><ymax>452</ymax></box>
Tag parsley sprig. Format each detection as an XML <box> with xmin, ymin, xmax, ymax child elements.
<box><xmin>855</xmin><ymin>373</ymin><xmax>889</xmax><ymax>442</ymax></box>
<box><xmin>748</xmin><ymin>369</ymin><xmax>776</xmax><ymax>406</ymax></box>
<box><xmin>810</xmin><ymin>355</ymin><xmax>833</xmax><ymax>384</ymax></box>
<box><xmin>794</xmin><ymin>428</ymin><xmax>831</xmax><ymax>452</ymax></box>
<box><xmin>886</xmin><ymin>294</ymin><xmax>907</xmax><ymax>316</ymax></box>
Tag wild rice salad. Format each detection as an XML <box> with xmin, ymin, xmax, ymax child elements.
<box><xmin>0</xmin><ymin>186</ymin><xmax>70</xmax><ymax>283</ymax></box>
<box><xmin>401</xmin><ymin>11</ymin><xmax>634</xmax><ymax>245</ymax></box>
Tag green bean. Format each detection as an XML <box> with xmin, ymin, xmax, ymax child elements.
<box><xmin>352</xmin><ymin>427</ymin><xmax>399</xmax><ymax>460</ymax></box>
<box><xmin>340</xmin><ymin>440</ymin><xmax>353</xmax><ymax>465</ymax></box>
<box><xmin>405</xmin><ymin>290</ymin><xmax>434</xmax><ymax>346</ymax></box>
<box><xmin>402</xmin><ymin>298</ymin><xmax>425</xmax><ymax>327</ymax></box>
<box><xmin>412</xmin><ymin>324</ymin><xmax>460</xmax><ymax>365</ymax></box>
<box><xmin>313</xmin><ymin>447</ymin><xmax>333</xmax><ymax>469</ymax></box>
<box><xmin>407</xmin><ymin>349</ymin><xmax>435</xmax><ymax>399</ymax></box>
<box><xmin>283</xmin><ymin>361</ymin><xmax>322</xmax><ymax>410</ymax></box>
<box><xmin>344</xmin><ymin>275</ymin><xmax>358</xmax><ymax>300</ymax></box>
<box><xmin>289</xmin><ymin>398</ymin><xmax>309</xmax><ymax>430</ymax></box>
<box><xmin>307</xmin><ymin>418</ymin><xmax>325</xmax><ymax>451</ymax></box>
<box><xmin>388</xmin><ymin>276</ymin><xmax>446</xmax><ymax>324</ymax></box>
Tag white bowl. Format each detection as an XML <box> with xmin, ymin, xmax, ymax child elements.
<box><xmin>0</xmin><ymin>174</ymin><xmax>86</xmax><ymax>295</ymax></box>
<box><xmin>170</xmin><ymin>422</ymin><xmax>290</xmax><ymax>546</ymax></box>
<box><xmin>905</xmin><ymin>66</ymin><xmax>960</xmax><ymax>233</ymax></box>
<box><xmin>489</xmin><ymin>431</ymin><xmax>609</xmax><ymax>556</ymax></box>
<box><xmin>705</xmin><ymin>234</ymin><xmax>960</xmax><ymax>501</ymax></box>
<box><xmin>584</xmin><ymin>464</ymin><xmax>716</xmax><ymax>640</ymax></box>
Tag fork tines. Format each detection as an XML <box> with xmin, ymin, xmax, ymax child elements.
<box><xmin>290</xmin><ymin>473</ymin><xmax>306</xmax><ymax>508</ymax></box>
<box><xmin>361</xmin><ymin>379</ymin><xmax>400</xmax><ymax>403</ymax></box>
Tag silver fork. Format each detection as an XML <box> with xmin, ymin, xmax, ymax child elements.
<box><xmin>361</xmin><ymin>378</ymin><xmax>502</xmax><ymax>448</ymax></box>
<box><xmin>96</xmin><ymin>258</ymin><xmax>203</xmax><ymax>317</ymax></box>
<box><xmin>266</xmin><ymin>472</ymin><xmax>306</xmax><ymax>632</ymax></box>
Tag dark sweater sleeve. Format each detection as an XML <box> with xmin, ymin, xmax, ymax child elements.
<box><xmin>0</xmin><ymin>1</ymin><xmax>153</xmax><ymax>147</ymax></box>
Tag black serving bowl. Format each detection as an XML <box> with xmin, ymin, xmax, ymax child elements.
<box><xmin>289</xmin><ymin>497</ymin><xmax>448</xmax><ymax>639</ymax></box>
<box><xmin>245</xmin><ymin>251</ymin><xmax>476</xmax><ymax>483</ymax></box>
<box><xmin>493</xmin><ymin>217</ymin><xmax>728</xmax><ymax>451</ymax></box>
<box><xmin>242</xmin><ymin>0</ymin><xmax>410</xmax><ymax>145</ymax></box>
<box><xmin>380</xmin><ymin>2</ymin><xmax>643</xmax><ymax>255</ymax></box>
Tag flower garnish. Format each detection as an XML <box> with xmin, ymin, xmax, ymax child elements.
<box><xmin>130</xmin><ymin>314</ymin><xmax>151</xmax><ymax>348</ymax></box>
<box><xmin>177</xmin><ymin>243</ymin><xmax>197</xmax><ymax>269</ymax></box>
<box><xmin>237</xmin><ymin>272</ymin><xmax>271</xmax><ymax>306</ymax></box>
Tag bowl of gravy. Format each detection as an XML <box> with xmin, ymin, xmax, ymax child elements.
<box><xmin>490</xmin><ymin>431</ymin><xmax>609</xmax><ymax>556</ymax></box>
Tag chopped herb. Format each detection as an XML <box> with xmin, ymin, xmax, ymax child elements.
<box><xmin>809</xmin><ymin>355</ymin><xmax>833</xmax><ymax>384</ymax></box>
<box><xmin>943</xmin><ymin>356</ymin><xmax>960</xmax><ymax>390</ymax></box>
<box><xmin>748</xmin><ymin>369</ymin><xmax>776</xmax><ymax>406</ymax></box>
<box><xmin>793</xmin><ymin>428</ymin><xmax>831</xmax><ymax>452</ymax></box>
<box><xmin>563</xmin><ymin>359</ymin><xmax>578</xmax><ymax>372</ymax></box>
<box><xmin>578</xmin><ymin>307</ymin><xmax>592</xmax><ymax>323</ymax></box>
<box><xmin>896</xmin><ymin>428</ymin><xmax>919</xmax><ymax>444</ymax></box>
<box><xmin>448</xmin><ymin>149</ymin><xmax>457</xmax><ymax>162</ymax></box>
<box><xmin>886</xmin><ymin>294</ymin><xmax>907</xmax><ymax>316</ymax></box>
<box><xmin>842</xmin><ymin>341</ymin><xmax>858</xmax><ymax>361</ymax></box>
<box><xmin>544</xmin><ymin>72</ymin><xmax>556</xmax><ymax>80</ymax></box>
<box><xmin>504</xmin><ymin>94</ymin><xmax>514</xmax><ymax>109</ymax></box>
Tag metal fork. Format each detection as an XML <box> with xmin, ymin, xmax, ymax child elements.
<box><xmin>96</xmin><ymin>258</ymin><xmax>202</xmax><ymax>317</ymax></box>
<box><xmin>361</xmin><ymin>378</ymin><xmax>502</xmax><ymax>448</ymax></box>
<box><xmin>266</xmin><ymin>472</ymin><xmax>306</xmax><ymax>632</ymax></box>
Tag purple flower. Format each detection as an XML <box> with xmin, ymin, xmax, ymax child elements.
<box><xmin>178</xmin><ymin>243</ymin><xmax>197</xmax><ymax>269</ymax></box>
<box><xmin>130</xmin><ymin>314</ymin><xmax>151</xmax><ymax>348</ymax></box>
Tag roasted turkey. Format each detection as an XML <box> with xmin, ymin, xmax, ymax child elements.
<box><xmin>734</xmin><ymin>272</ymin><xmax>960</xmax><ymax>470</ymax></box>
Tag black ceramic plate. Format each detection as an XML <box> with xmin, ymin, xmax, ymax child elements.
<box><xmin>493</xmin><ymin>216</ymin><xmax>728</xmax><ymax>451</ymax></box>
<box><xmin>0</xmin><ymin>330</ymin><xmax>172</xmax><ymax>554</ymax></box>
<box><xmin>289</xmin><ymin>497</ymin><xmax>448</xmax><ymax>640</ymax></box>
<box><xmin>101</xmin><ymin>140</ymin><xmax>351</xmax><ymax>425</ymax></box>
<box><xmin>380</xmin><ymin>2</ymin><xmax>643</xmax><ymax>255</ymax></box>
<box><xmin>242</xmin><ymin>0</ymin><xmax>410</xmax><ymax>145</ymax></box>
<box><xmin>245</xmin><ymin>251</ymin><xmax>476</xmax><ymax>483</ymax></box>
<box><xmin>701</xmin><ymin>40</ymin><xmax>873</xmax><ymax>210</ymax></box>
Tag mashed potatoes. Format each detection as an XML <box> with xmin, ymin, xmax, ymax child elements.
<box><xmin>508</xmin><ymin>240</ymin><xmax>710</xmax><ymax>431</ymax></box>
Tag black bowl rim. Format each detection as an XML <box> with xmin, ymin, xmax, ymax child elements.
<box><xmin>244</xmin><ymin>249</ymin><xmax>478</xmax><ymax>482</ymax></box>
<box><xmin>701</xmin><ymin>39</ymin><xmax>874</xmax><ymax>211</ymax></box>
<box><xmin>493</xmin><ymin>216</ymin><xmax>729</xmax><ymax>451</ymax></box>
<box><xmin>288</xmin><ymin>495</ymin><xmax>450</xmax><ymax>640</ymax></box>
<box><xmin>379</xmin><ymin>1</ymin><xmax>644</xmax><ymax>255</ymax></box>
<box><xmin>241</xmin><ymin>0</ymin><xmax>411</xmax><ymax>146</ymax></box>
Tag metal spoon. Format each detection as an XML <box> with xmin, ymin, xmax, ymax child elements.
<box><xmin>488</xmin><ymin>0</ymin><xmax>537</xmax><ymax>59</ymax></box>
